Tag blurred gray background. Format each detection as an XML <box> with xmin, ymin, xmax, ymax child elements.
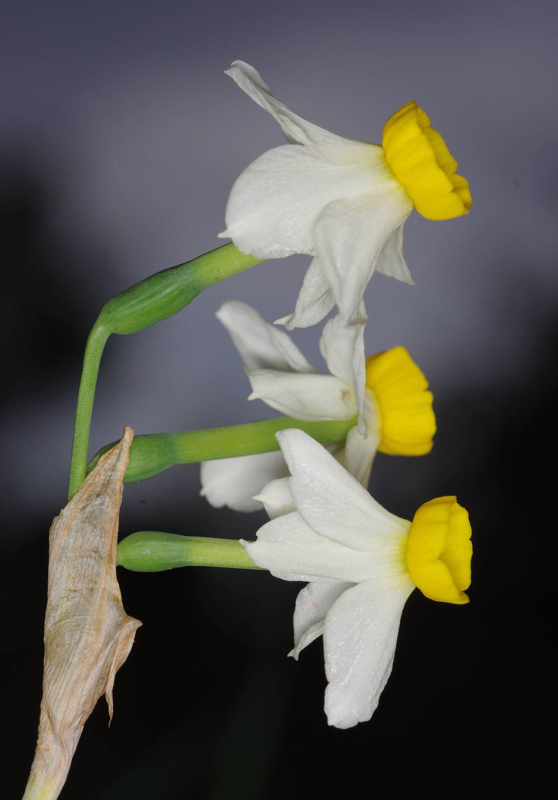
<box><xmin>3</xmin><ymin>0</ymin><xmax>557</xmax><ymax>797</ymax></box>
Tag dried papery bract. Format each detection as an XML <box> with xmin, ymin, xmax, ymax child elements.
<box><xmin>24</xmin><ymin>428</ymin><xmax>141</xmax><ymax>800</ymax></box>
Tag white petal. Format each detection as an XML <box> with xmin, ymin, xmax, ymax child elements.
<box><xmin>319</xmin><ymin>310</ymin><xmax>360</xmax><ymax>384</ymax></box>
<box><xmin>375</xmin><ymin>223</ymin><xmax>414</xmax><ymax>285</ymax></box>
<box><xmin>342</xmin><ymin>424</ymin><xmax>380</xmax><ymax>488</ymax></box>
<box><xmin>278</xmin><ymin>256</ymin><xmax>335</xmax><ymax>331</ymax></box>
<box><xmin>319</xmin><ymin>309</ymin><xmax>370</xmax><ymax>435</ymax></box>
<box><xmin>242</xmin><ymin>511</ymin><xmax>328</xmax><ymax>582</ymax></box>
<box><xmin>326</xmin><ymin>308</ymin><xmax>370</xmax><ymax>437</ymax></box>
<box><xmin>352</xmin><ymin>320</ymin><xmax>368</xmax><ymax>435</ymax></box>
<box><xmin>290</xmin><ymin>580</ymin><xmax>354</xmax><ymax>660</ymax></box>
<box><xmin>220</xmin><ymin>145</ymin><xmax>381</xmax><ymax>259</ymax></box>
<box><xmin>200</xmin><ymin>451</ymin><xmax>288</xmax><ymax>512</ymax></box>
<box><xmin>225</xmin><ymin>61</ymin><xmax>380</xmax><ymax>165</ymax></box>
<box><xmin>315</xmin><ymin>192</ymin><xmax>413</xmax><ymax>323</ymax></box>
<box><xmin>324</xmin><ymin>576</ymin><xmax>415</xmax><ymax>729</ymax></box>
<box><xmin>290</xmin><ymin>620</ymin><xmax>325</xmax><ymax>659</ymax></box>
<box><xmin>245</xmin><ymin>511</ymin><xmax>399</xmax><ymax>583</ymax></box>
<box><xmin>253</xmin><ymin>477</ymin><xmax>295</xmax><ymax>519</ymax></box>
<box><xmin>216</xmin><ymin>300</ymin><xmax>315</xmax><ymax>373</ymax></box>
<box><xmin>277</xmin><ymin>429</ymin><xmax>410</xmax><ymax>549</ymax></box>
<box><xmin>247</xmin><ymin>370</ymin><xmax>355</xmax><ymax>421</ymax></box>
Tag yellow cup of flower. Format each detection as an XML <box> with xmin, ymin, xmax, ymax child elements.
<box><xmin>406</xmin><ymin>496</ymin><xmax>472</xmax><ymax>604</ymax></box>
<box><xmin>383</xmin><ymin>101</ymin><xmax>472</xmax><ymax>221</ymax></box>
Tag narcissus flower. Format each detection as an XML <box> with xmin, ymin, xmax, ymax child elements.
<box><xmin>243</xmin><ymin>429</ymin><xmax>472</xmax><ymax>729</ymax></box>
<box><xmin>200</xmin><ymin>301</ymin><xmax>435</xmax><ymax>511</ymax></box>
<box><xmin>219</xmin><ymin>61</ymin><xmax>471</xmax><ymax>333</ymax></box>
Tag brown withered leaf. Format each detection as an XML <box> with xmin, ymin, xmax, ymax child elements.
<box><xmin>24</xmin><ymin>427</ymin><xmax>141</xmax><ymax>800</ymax></box>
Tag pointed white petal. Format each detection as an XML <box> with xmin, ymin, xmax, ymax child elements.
<box><xmin>320</xmin><ymin>305</ymin><xmax>366</xmax><ymax>385</ymax></box>
<box><xmin>276</xmin><ymin>429</ymin><xmax>410</xmax><ymax>549</ymax></box>
<box><xmin>315</xmin><ymin>192</ymin><xmax>413</xmax><ymax>322</ymax></box>
<box><xmin>225</xmin><ymin>61</ymin><xmax>381</xmax><ymax>165</ymax></box>
<box><xmin>342</xmin><ymin>424</ymin><xmax>380</xmax><ymax>488</ymax></box>
<box><xmin>221</xmin><ymin>145</ymin><xmax>382</xmax><ymax>259</ymax></box>
<box><xmin>290</xmin><ymin>620</ymin><xmax>325</xmax><ymax>658</ymax></box>
<box><xmin>279</xmin><ymin>257</ymin><xmax>335</xmax><ymax>331</ymax></box>
<box><xmin>319</xmin><ymin>310</ymin><xmax>360</xmax><ymax>384</ymax></box>
<box><xmin>245</xmin><ymin>512</ymin><xmax>400</xmax><ymax>583</ymax></box>
<box><xmin>247</xmin><ymin>370</ymin><xmax>355</xmax><ymax>421</ymax></box>
<box><xmin>318</xmin><ymin>309</ymin><xmax>369</xmax><ymax>435</ymax></box>
<box><xmin>290</xmin><ymin>580</ymin><xmax>354</xmax><ymax>660</ymax></box>
<box><xmin>323</xmin><ymin>307</ymin><xmax>369</xmax><ymax>437</ymax></box>
<box><xmin>352</xmin><ymin>318</ymin><xmax>368</xmax><ymax>435</ymax></box>
<box><xmin>324</xmin><ymin>576</ymin><xmax>415</xmax><ymax>729</ymax></box>
<box><xmin>253</xmin><ymin>477</ymin><xmax>295</xmax><ymax>519</ymax></box>
<box><xmin>200</xmin><ymin>451</ymin><xmax>288</xmax><ymax>512</ymax></box>
<box><xmin>216</xmin><ymin>300</ymin><xmax>315</xmax><ymax>373</ymax></box>
<box><xmin>374</xmin><ymin>223</ymin><xmax>415</xmax><ymax>285</ymax></box>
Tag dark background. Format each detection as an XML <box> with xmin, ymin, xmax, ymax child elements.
<box><xmin>3</xmin><ymin>0</ymin><xmax>557</xmax><ymax>796</ymax></box>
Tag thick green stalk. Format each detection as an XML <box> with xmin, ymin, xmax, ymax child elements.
<box><xmin>117</xmin><ymin>532</ymin><xmax>261</xmax><ymax>572</ymax></box>
<box><xmin>87</xmin><ymin>415</ymin><xmax>357</xmax><ymax>483</ymax></box>
<box><xmin>97</xmin><ymin>243</ymin><xmax>262</xmax><ymax>335</ymax></box>
<box><xmin>68</xmin><ymin>244</ymin><xmax>262</xmax><ymax>498</ymax></box>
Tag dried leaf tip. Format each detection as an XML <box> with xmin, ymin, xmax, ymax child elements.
<box><xmin>24</xmin><ymin>427</ymin><xmax>141</xmax><ymax>800</ymax></box>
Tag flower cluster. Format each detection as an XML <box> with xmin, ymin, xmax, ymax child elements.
<box><xmin>23</xmin><ymin>58</ymin><xmax>476</xmax><ymax>800</ymax></box>
<box><xmin>206</xmin><ymin>62</ymin><xmax>472</xmax><ymax>727</ymax></box>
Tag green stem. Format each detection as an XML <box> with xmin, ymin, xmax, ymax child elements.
<box><xmin>68</xmin><ymin>244</ymin><xmax>262</xmax><ymax>498</ymax></box>
<box><xmin>87</xmin><ymin>415</ymin><xmax>357</xmax><ymax>484</ymax></box>
<box><xmin>68</xmin><ymin>322</ymin><xmax>110</xmax><ymax>498</ymax></box>
<box><xmin>117</xmin><ymin>532</ymin><xmax>262</xmax><ymax>572</ymax></box>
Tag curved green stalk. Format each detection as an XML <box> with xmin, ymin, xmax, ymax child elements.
<box><xmin>87</xmin><ymin>415</ymin><xmax>357</xmax><ymax>484</ymax></box>
<box><xmin>67</xmin><ymin>322</ymin><xmax>110</xmax><ymax>498</ymax></box>
<box><xmin>117</xmin><ymin>532</ymin><xmax>261</xmax><ymax>572</ymax></box>
<box><xmin>68</xmin><ymin>244</ymin><xmax>262</xmax><ymax>498</ymax></box>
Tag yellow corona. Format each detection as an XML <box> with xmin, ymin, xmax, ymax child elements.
<box><xmin>383</xmin><ymin>101</ymin><xmax>472</xmax><ymax>221</ymax></box>
<box><xmin>406</xmin><ymin>496</ymin><xmax>472</xmax><ymax>604</ymax></box>
<box><xmin>365</xmin><ymin>346</ymin><xmax>436</xmax><ymax>456</ymax></box>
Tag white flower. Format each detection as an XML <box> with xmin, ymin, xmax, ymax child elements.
<box><xmin>200</xmin><ymin>301</ymin><xmax>435</xmax><ymax>512</ymax></box>
<box><xmin>242</xmin><ymin>429</ymin><xmax>472</xmax><ymax>729</ymax></box>
<box><xmin>219</xmin><ymin>61</ymin><xmax>471</xmax><ymax>335</ymax></box>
